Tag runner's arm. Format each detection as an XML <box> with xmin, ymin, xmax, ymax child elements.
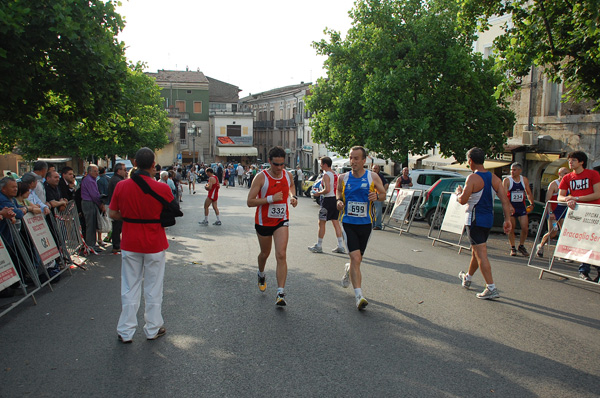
<box><xmin>317</xmin><ymin>174</ymin><xmax>330</xmax><ymax>196</ymax></box>
<box><xmin>523</xmin><ymin>176</ymin><xmax>535</xmax><ymax>207</ymax></box>
<box><xmin>247</xmin><ymin>173</ymin><xmax>271</xmax><ymax>207</ymax></box>
<box><xmin>456</xmin><ymin>174</ymin><xmax>475</xmax><ymax>205</ymax></box>
<box><xmin>288</xmin><ymin>171</ymin><xmax>298</xmax><ymax>207</ymax></box>
<box><xmin>370</xmin><ymin>174</ymin><xmax>386</xmax><ymax>202</ymax></box>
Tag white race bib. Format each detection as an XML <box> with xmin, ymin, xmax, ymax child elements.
<box><xmin>347</xmin><ymin>201</ymin><xmax>368</xmax><ymax>217</ymax></box>
<box><xmin>268</xmin><ymin>203</ymin><xmax>286</xmax><ymax>219</ymax></box>
<box><xmin>511</xmin><ymin>191</ymin><xmax>524</xmax><ymax>202</ymax></box>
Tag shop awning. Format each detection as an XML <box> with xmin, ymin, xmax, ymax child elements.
<box><xmin>408</xmin><ymin>153</ymin><xmax>430</xmax><ymax>161</ymax></box>
<box><xmin>37</xmin><ymin>157</ymin><xmax>72</xmax><ymax>163</ymax></box>
<box><xmin>216</xmin><ymin>147</ymin><xmax>258</xmax><ymax>157</ymax></box>
<box><xmin>421</xmin><ymin>154</ymin><xmax>456</xmax><ymax>167</ymax></box>
<box><xmin>441</xmin><ymin>160</ymin><xmax>511</xmax><ymax>171</ymax></box>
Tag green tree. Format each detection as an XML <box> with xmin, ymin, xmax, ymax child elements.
<box><xmin>0</xmin><ymin>64</ymin><xmax>170</xmax><ymax>160</ymax></box>
<box><xmin>458</xmin><ymin>0</ymin><xmax>600</xmax><ymax>109</ymax></box>
<box><xmin>0</xmin><ymin>0</ymin><xmax>129</xmax><ymax>129</ymax></box>
<box><xmin>307</xmin><ymin>0</ymin><xmax>515</xmax><ymax>163</ymax></box>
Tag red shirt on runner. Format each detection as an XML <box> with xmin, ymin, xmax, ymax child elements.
<box><xmin>255</xmin><ymin>170</ymin><xmax>291</xmax><ymax>226</ymax></box>
<box><xmin>110</xmin><ymin>174</ymin><xmax>173</xmax><ymax>253</ymax></box>
<box><xmin>207</xmin><ymin>175</ymin><xmax>220</xmax><ymax>201</ymax></box>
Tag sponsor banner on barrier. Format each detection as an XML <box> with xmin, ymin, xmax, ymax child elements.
<box><xmin>441</xmin><ymin>193</ymin><xmax>467</xmax><ymax>235</ymax></box>
<box><xmin>23</xmin><ymin>213</ymin><xmax>59</xmax><ymax>263</ymax></box>
<box><xmin>554</xmin><ymin>205</ymin><xmax>600</xmax><ymax>266</ymax></box>
<box><xmin>0</xmin><ymin>239</ymin><xmax>20</xmax><ymax>290</ymax></box>
<box><xmin>391</xmin><ymin>189</ymin><xmax>414</xmax><ymax>221</ymax></box>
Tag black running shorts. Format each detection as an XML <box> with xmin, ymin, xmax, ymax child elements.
<box><xmin>319</xmin><ymin>196</ymin><xmax>339</xmax><ymax>221</ymax></box>
<box><xmin>342</xmin><ymin>223</ymin><xmax>372</xmax><ymax>255</ymax></box>
<box><xmin>466</xmin><ymin>225</ymin><xmax>491</xmax><ymax>246</ymax></box>
<box><xmin>255</xmin><ymin>220</ymin><xmax>289</xmax><ymax>237</ymax></box>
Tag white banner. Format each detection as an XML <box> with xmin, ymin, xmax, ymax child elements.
<box><xmin>554</xmin><ymin>204</ymin><xmax>600</xmax><ymax>266</ymax></box>
<box><xmin>0</xmin><ymin>238</ymin><xmax>20</xmax><ymax>291</ymax></box>
<box><xmin>441</xmin><ymin>193</ymin><xmax>467</xmax><ymax>235</ymax></box>
<box><xmin>391</xmin><ymin>189</ymin><xmax>414</xmax><ymax>221</ymax></box>
<box><xmin>23</xmin><ymin>213</ymin><xmax>59</xmax><ymax>264</ymax></box>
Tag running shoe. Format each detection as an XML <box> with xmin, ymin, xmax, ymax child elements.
<box><xmin>458</xmin><ymin>271</ymin><xmax>471</xmax><ymax>288</ymax></box>
<box><xmin>276</xmin><ymin>292</ymin><xmax>287</xmax><ymax>306</ymax></box>
<box><xmin>331</xmin><ymin>246</ymin><xmax>346</xmax><ymax>254</ymax></box>
<box><xmin>476</xmin><ymin>287</ymin><xmax>500</xmax><ymax>300</ymax></box>
<box><xmin>341</xmin><ymin>263</ymin><xmax>350</xmax><ymax>288</ymax></box>
<box><xmin>199</xmin><ymin>220</ymin><xmax>209</xmax><ymax>225</ymax></box>
<box><xmin>307</xmin><ymin>244</ymin><xmax>323</xmax><ymax>253</ymax></box>
<box><xmin>213</xmin><ymin>221</ymin><xmax>222</xmax><ymax>226</ymax></box>
<box><xmin>535</xmin><ymin>244</ymin><xmax>543</xmax><ymax>258</ymax></box>
<box><xmin>510</xmin><ymin>247</ymin><xmax>517</xmax><ymax>256</ymax></box>
<box><xmin>356</xmin><ymin>296</ymin><xmax>369</xmax><ymax>310</ymax></box>
<box><xmin>518</xmin><ymin>245</ymin><xmax>528</xmax><ymax>256</ymax></box>
<box><xmin>258</xmin><ymin>274</ymin><xmax>266</xmax><ymax>292</ymax></box>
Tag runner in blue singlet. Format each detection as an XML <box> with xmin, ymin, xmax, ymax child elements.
<box><xmin>503</xmin><ymin>163</ymin><xmax>534</xmax><ymax>256</ymax></box>
<box><xmin>456</xmin><ymin>148</ymin><xmax>512</xmax><ymax>300</ymax></box>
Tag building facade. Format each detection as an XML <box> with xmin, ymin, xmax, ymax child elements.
<box><xmin>240</xmin><ymin>83</ymin><xmax>316</xmax><ymax>170</ymax></box>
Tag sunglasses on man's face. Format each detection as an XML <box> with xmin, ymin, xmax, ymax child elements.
<box><xmin>271</xmin><ymin>161</ymin><xmax>285</xmax><ymax>166</ymax></box>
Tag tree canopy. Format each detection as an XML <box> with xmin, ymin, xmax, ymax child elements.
<box><xmin>306</xmin><ymin>0</ymin><xmax>515</xmax><ymax>163</ymax></box>
<box><xmin>458</xmin><ymin>0</ymin><xmax>600</xmax><ymax>109</ymax></box>
<box><xmin>0</xmin><ymin>1</ymin><xmax>170</xmax><ymax>160</ymax></box>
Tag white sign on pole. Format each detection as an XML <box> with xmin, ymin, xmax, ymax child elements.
<box><xmin>0</xmin><ymin>238</ymin><xmax>20</xmax><ymax>291</ymax></box>
<box><xmin>441</xmin><ymin>193</ymin><xmax>467</xmax><ymax>235</ymax></box>
<box><xmin>554</xmin><ymin>204</ymin><xmax>600</xmax><ymax>266</ymax></box>
<box><xmin>23</xmin><ymin>213</ymin><xmax>59</xmax><ymax>264</ymax></box>
<box><xmin>391</xmin><ymin>189</ymin><xmax>414</xmax><ymax>221</ymax></box>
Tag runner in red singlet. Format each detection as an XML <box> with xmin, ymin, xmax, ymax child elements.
<box><xmin>199</xmin><ymin>168</ymin><xmax>221</xmax><ymax>226</ymax></box>
<box><xmin>247</xmin><ymin>146</ymin><xmax>298</xmax><ymax>306</ymax></box>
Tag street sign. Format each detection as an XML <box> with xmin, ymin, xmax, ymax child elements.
<box><xmin>177</xmin><ymin>153</ymin><xmax>182</xmax><ymax>161</ymax></box>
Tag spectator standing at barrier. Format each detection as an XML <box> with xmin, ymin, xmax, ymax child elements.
<box><xmin>16</xmin><ymin>182</ymin><xmax>41</xmax><ymax>215</ymax></box>
<box><xmin>199</xmin><ymin>168</ymin><xmax>221</xmax><ymax>225</ymax></box>
<box><xmin>97</xmin><ymin>167</ymin><xmax>109</xmax><ymax>202</ymax></box>
<box><xmin>371</xmin><ymin>164</ymin><xmax>389</xmax><ymax>230</ymax></box>
<box><xmin>396</xmin><ymin>167</ymin><xmax>413</xmax><ymax>189</ymax></box>
<box><xmin>108</xmin><ymin>163</ymin><xmax>127</xmax><ymax>255</ymax></box>
<box><xmin>336</xmin><ymin>146</ymin><xmax>386</xmax><ymax>310</ymax></box>
<box><xmin>32</xmin><ymin>160</ymin><xmax>48</xmax><ymax>204</ymax></box>
<box><xmin>109</xmin><ymin>147</ymin><xmax>171</xmax><ymax>343</ymax></box>
<box><xmin>44</xmin><ymin>171</ymin><xmax>68</xmax><ymax>212</ymax></box>
<box><xmin>308</xmin><ymin>157</ymin><xmax>345</xmax><ymax>254</ymax></box>
<box><xmin>558</xmin><ymin>151</ymin><xmax>600</xmax><ymax>282</ymax></box>
<box><xmin>456</xmin><ymin>148</ymin><xmax>512</xmax><ymax>300</ymax></box>
<box><xmin>174</xmin><ymin>168</ymin><xmax>183</xmax><ymax>203</ymax></box>
<box><xmin>0</xmin><ymin>178</ymin><xmax>24</xmax><ymax>297</ymax></box>
<box><xmin>58</xmin><ymin>166</ymin><xmax>76</xmax><ymax>202</ymax></box>
<box><xmin>247</xmin><ymin>147</ymin><xmax>298</xmax><ymax>306</ymax></box>
<box><xmin>20</xmin><ymin>173</ymin><xmax>50</xmax><ymax>216</ymax></box>
<box><xmin>535</xmin><ymin>167</ymin><xmax>570</xmax><ymax>258</ymax></box>
<box><xmin>503</xmin><ymin>163</ymin><xmax>535</xmax><ymax>256</ymax></box>
<box><xmin>81</xmin><ymin>165</ymin><xmax>105</xmax><ymax>253</ymax></box>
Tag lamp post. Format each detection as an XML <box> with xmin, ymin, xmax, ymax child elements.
<box><xmin>187</xmin><ymin>123</ymin><xmax>203</xmax><ymax>165</ymax></box>
<box><xmin>187</xmin><ymin>123</ymin><xmax>197</xmax><ymax>165</ymax></box>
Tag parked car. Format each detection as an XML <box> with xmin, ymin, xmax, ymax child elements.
<box><xmin>385</xmin><ymin>169</ymin><xmax>464</xmax><ymax>219</ymax></box>
<box><xmin>302</xmin><ymin>174</ymin><xmax>321</xmax><ymax>197</ymax></box>
<box><xmin>419</xmin><ymin>177</ymin><xmax>547</xmax><ymax>237</ymax></box>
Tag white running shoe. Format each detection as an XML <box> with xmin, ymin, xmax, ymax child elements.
<box><xmin>331</xmin><ymin>246</ymin><xmax>346</xmax><ymax>254</ymax></box>
<box><xmin>458</xmin><ymin>271</ymin><xmax>471</xmax><ymax>288</ymax></box>
<box><xmin>535</xmin><ymin>244</ymin><xmax>543</xmax><ymax>258</ymax></box>
<box><xmin>476</xmin><ymin>287</ymin><xmax>500</xmax><ymax>300</ymax></box>
<box><xmin>356</xmin><ymin>296</ymin><xmax>368</xmax><ymax>310</ymax></box>
<box><xmin>341</xmin><ymin>263</ymin><xmax>350</xmax><ymax>288</ymax></box>
<box><xmin>307</xmin><ymin>244</ymin><xmax>323</xmax><ymax>253</ymax></box>
<box><xmin>199</xmin><ymin>220</ymin><xmax>209</xmax><ymax>225</ymax></box>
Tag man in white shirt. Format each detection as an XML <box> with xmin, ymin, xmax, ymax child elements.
<box><xmin>237</xmin><ymin>164</ymin><xmax>244</xmax><ymax>186</ymax></box>
<box><xmin>308</xmin><ymin>157</ymin><xmax>345</xmax><ymax>254</ymax></box>
<box><xmin>295</xmin><ymin>165</ymin><xmax>304</xmax><ymax>196</ymax></box>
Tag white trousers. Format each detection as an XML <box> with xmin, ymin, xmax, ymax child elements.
<box><xmin>117</xmin><ymin>250</ymin><xmax>166</xmax><ymax>340</ymax></box>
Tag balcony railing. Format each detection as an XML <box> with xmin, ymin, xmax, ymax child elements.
<box><xmin>276</xmin><ymin>119</ymin><xmax>297</xmax><ymax>129</ymax></box>
<box><xmin>254</xmin><ymin>120</ymin><xmax>274</xmax><ymax>129</ymax></box>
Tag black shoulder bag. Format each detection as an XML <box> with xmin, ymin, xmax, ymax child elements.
<box><xmin>123</xmin><ymin>173</ymin><xmax>183</xmax><ymax>227</ymax></box>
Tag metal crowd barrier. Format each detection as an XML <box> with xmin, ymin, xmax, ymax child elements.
<box><xmin>0</xmin><ymin>200</ymin><xmax>91</xmax><ymax>318</ymax></box>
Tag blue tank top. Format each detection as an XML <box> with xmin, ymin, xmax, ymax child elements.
<box><xmin>507</xmin><ymin>176</ymin><xmax>526</xmax><ymax>211</ymax></box>
<box><xmin>466</xmin><ymin>171</ymin><xmax>495</xmax><ymax>228</ymax></box>
<box><xmin>340</xmin><ymin>170</ymin><xmax>375</xmax><ymax>225</ymax></box>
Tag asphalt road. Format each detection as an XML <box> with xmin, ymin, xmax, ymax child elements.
<box><xmin>1</xmin><ymin>184</ymin><xmax>599</xmax><ymax>397</ymax></box>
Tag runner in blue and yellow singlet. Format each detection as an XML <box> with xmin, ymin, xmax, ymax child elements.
<box><xmin>335</xmin><ymin>146</ymin><xmax>386</xmax><ymax>310</ymax></box>
<box><xmin>502</xmin><ymin>162</ymin><xmax>535</xmax><ymax>256</ymax></box>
